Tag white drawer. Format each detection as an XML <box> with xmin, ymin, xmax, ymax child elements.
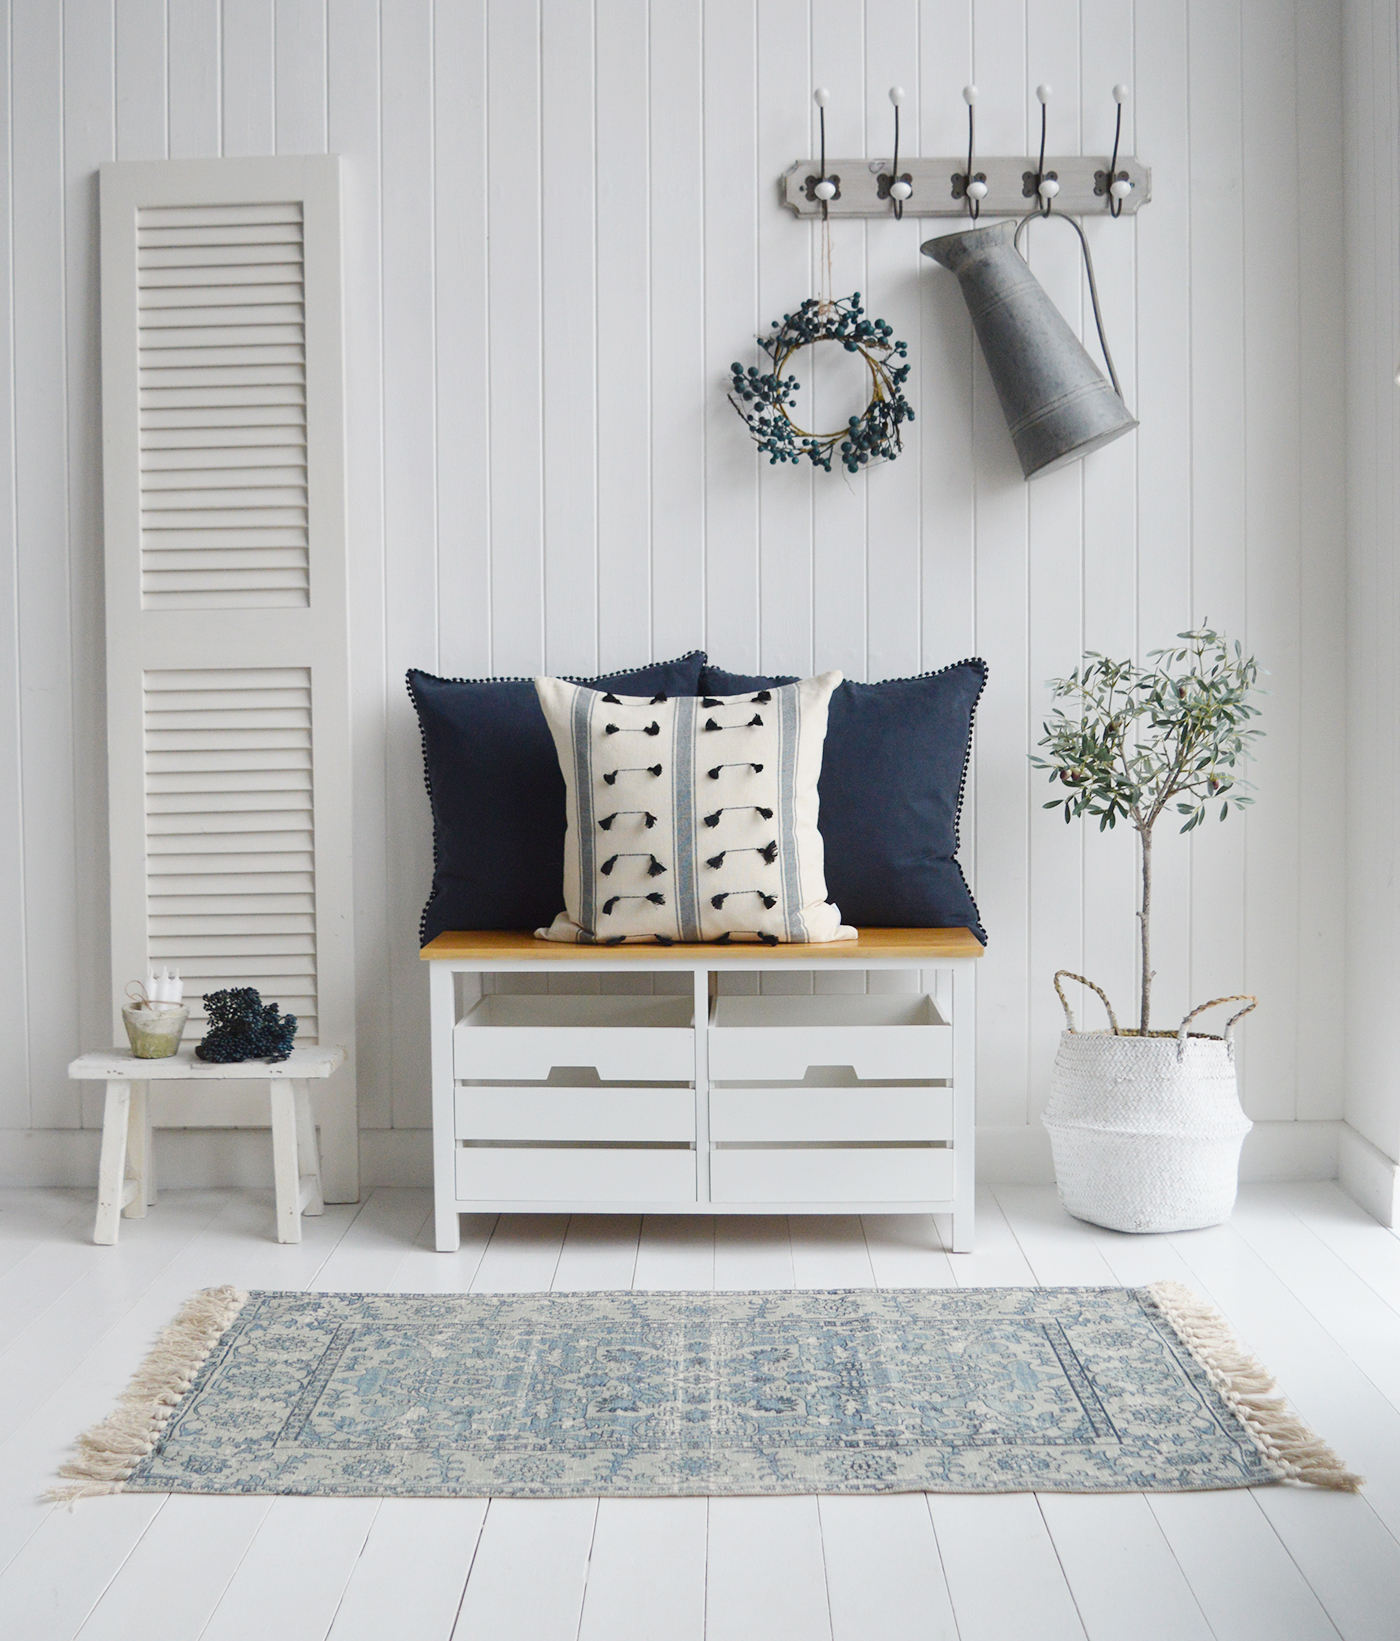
<box><xmin>455</xmin><ymin>1085</ymin><xmax>694</xmax><ymax>1143</ymax></box>
<box><xmin>709</xmin><ymin>1146</ymin><xmax>954</xmax><ymax>1204</ymax></box>
<box><xmin>455</xmin><ymin>1146</ymin><xmax>695</xmax><ymax>1203</ymax></box>
<box><xmin>708</xmin><ymin>995</ymin><xmax>951</xmax><ymax>1082</ymax></box>
<box><xmin>453</xmin><ymin>994</ymin><xmax>694</xmax><ymax>1082</ymax></box>
<box><xmin>709</xmin><ymin>1086</ymin><xmax>952</xmax><ymax>1143</ymax></box>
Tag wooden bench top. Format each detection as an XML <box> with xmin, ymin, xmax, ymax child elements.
<box><xmin>70</xmin><ymin>1045</ymin><xmax>346</xmax><ymax>1080</ymax></box>
<box><xmin>420</xmin><ymin>928</ymin><xmax>985</xmax><ymax>963</ymax></box>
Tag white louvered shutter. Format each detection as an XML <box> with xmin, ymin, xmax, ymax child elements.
<box><xmin>100</xmin><ymin>157</ymin><xmax>357</xmax><ymax>1200</ymax></box>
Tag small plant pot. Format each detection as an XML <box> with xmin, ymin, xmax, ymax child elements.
<box><xmin>122</xmin><ymin>1003</ymin><xmax>189</xmax><ymax>1059</ymax></box>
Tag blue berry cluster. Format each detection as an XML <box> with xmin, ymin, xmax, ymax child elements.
<box><xmin>195</xmin><ymin>987</ymin><xmax>298</xmax><ymax>1064</ymax></box>
<box><xmin>728</xmin><ymin>293</ymin><xmax>913</xmax><ymax>473</ymax></box>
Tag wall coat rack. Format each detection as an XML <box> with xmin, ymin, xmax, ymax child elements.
<box><xmin>782</xmin><ymin>84</ymin><xmax>1150</xmax><ymax>220</ymax></box>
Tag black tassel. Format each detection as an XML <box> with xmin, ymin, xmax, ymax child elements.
<box><xmin>602</xmin><ymin>693</ymin><xmax>622</xmax><ymax>704</ymax></box>
<box><xmin>704</xmin><ymin>805</ymin><xmax>774</xmax><ymax>826</ymax></box>
<box><xmin>747</xmin><ymin>713</ymin><xmax>764</xmax><ymax>727</ymax></box>
<box><xmin>704</xmin><ymin>716</ymin><xmax>763</xmax><ymax>732</ymax></box>
<box><xmin>653</xmin><ymin>934</ymin><xmax>675</xmax><ymax>946</ymax></box>
<box><xmin>711</xmin><ymin>888</ymin><xmax>778</xmax><ymax>910</ymax></box>
<box><xmin>760</xmin><ymin>892</ymin><xmax>777</xmax><ymax>908</ymax></box>
<box><xmin>605</xmin><ymin>935</ymin><xmax>627</xmax><ymax>945</ymax></box>
<box><xmin>758</xmin><ymin>932</ymin><xmax>779</xmax><ymax>945</ymax></box>
<box><xmin>604</xmin><ymin>723</ymin><xmax>620</xmax><ymax>734</ymax></box>
<box><xmin>701</xmin><ymin>696</ymin><xmax>723</xmax><ymax>708</ymax></box>
<box><xmin>599</xmin><ymin>814</ymin><xmax>616</xmax><ymax>830</ymax></box>
<box><xmin>707</xmin><ymin>852</ymin><xmax>726</xmax><ymax>870</ymax></box>
<box><xmin>650</xmin><ymin>692</ymin><xmax>667</xmax><ymax>704</ymax></box>
<box><xmin>759</xmin><ymin>841</ymin><xmax>779</xmax><ymax>864</ymax></box>
<box><xmin>713</xmin><ymin>930</ymin><xmax>778</xmax><ymax>945</ymax></box>
<box><xmin>646</xmin><ymin>891</ymin><xmax>665</xmax><ymax>905</ymax></box>
<box><xmin>644</xmin><ymin>721</ymin><xmax>660</xmax><ymax>736</ymax></box>
<box><xmin>603</xmin><ymin>763</ymin><xmax>663</xmax><ymax>785</ymax></box>
<box><xmin>604</xmin><ymin>721</ymin><xmax>661</xmax><ymax>737</ymax></box>
<box><xmin>711</xmin><ymin>892</ymin><xmax>729</xmax><ymax>909</ymax></box>
<box><xmin>603</xmin><ymin>896</ymin><xmax>620</xmax><ymax>915</ymax></box>
<box><xmin>601</xmin><ymin>855</ymin><xmax>619</xmax><ymax>875</ymax></box>
<box><xmin>647</xmin><ymin>857</ymin><xmax>667</xmax><ymax>877</ymax></box>
<box><xmin>598</xmin><ymin>810</ymin><xmax>658</xmax><ymax>830</ymax></box>
<box><xmin>602</xmin><ymin>891</ymin><xmax>667</xmax><ymax>915</ymax></box>
<box><xmin>752</xmin><ymin>691</ymin><xmax>771</xmax><ymax>704</ymax></box>
<box><xmin>706</xmin><ymin>762</ymin><xmax>764</xmax><ymax>779</ymax></box>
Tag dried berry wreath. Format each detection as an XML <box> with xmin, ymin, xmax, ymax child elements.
<box><xmin>195</xmin><ymin>986</ymin><xmax>298</xmax><ymax>1064</ymax></box>
<box><xmin>728</xmin><ymin>292</ymin><xmax>913</xmax><ymax>473</ymax></box>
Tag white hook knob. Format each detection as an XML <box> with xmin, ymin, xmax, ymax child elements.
<box><xmin>813</xmin><ymin>86</ymin><xmax>830</xmax><ymax>107</ymax></box>
<box><xmin>1038</xmin><ymin>176</ymin><xmax>1060</xmax><ymax>199</ymax></box>
<box><xmin>889</xmin><ymin>85</ymin><xmax>906</xmax><ymax>106</ymax></box>
<box><xmin>1112</xmin><ymin>83</ymin><xmax>1129</xmax><ymax>104</ymax></box>
<box><xmin>889</xmin><ymin>178</ymin><xmax>913</xmax><ymax>200</ymax></box>
<box><xmin>1036</xmin><ymin>83</ymin><xmax>1052</xmax><ymax>103</ymax></box>
<box><xmin>813</xmin><ymin>178</ymin><xmax>837</xmax><ymax>200</ymax></box>
<box><xmin>966</xmin><ymin>178</ymin><xmax>988</xmax><ymax>200</ymax></box>
<box><xmin>962</xmin><ymin>84</ymin><xmax>978</xmax><ymax>105</ymax></box>
<box><xmin>1109</xmin><ymin>177</ymin><xmax>1132</xmax><ymax>201</ymax></box>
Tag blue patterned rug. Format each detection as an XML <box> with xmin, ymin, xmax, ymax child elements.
<box><xmin>52</xmin><ymin>1282</ymin><xmax>1359</xmax><ymax>1499</ymax></box>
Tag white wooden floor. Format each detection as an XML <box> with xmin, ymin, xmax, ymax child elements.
<box><xmin>2</xmin><ymin>1182</ymin><xmax>1399</xmax><ymax>1641</ymax></box>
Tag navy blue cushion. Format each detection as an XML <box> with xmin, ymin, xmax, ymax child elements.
<box><xmin>700</xmin><ymin>662</ymin><xmax>987</xmax><ymax>941</ymax></box>
<box><xmin>409</xmin><ymin>654</ymin><xmax>706</xmax><ymax>942</ymax></box>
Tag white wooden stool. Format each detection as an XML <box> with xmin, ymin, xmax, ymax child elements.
<box><xmin>69</xmin><ymin>1046</ymin><xmax>345</xmax><ymax>1245</ymax></box>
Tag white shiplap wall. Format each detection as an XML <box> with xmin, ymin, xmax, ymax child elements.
<box><xmin>0</xmin><ymin>0</ymin><xmax>1346</xmax><ymax>1187</ymax></box>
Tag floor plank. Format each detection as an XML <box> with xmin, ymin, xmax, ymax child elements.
<box><xmin>470</xmin><ymin>1215</ymin><xmax>569</xmax><ymax>1293</ymax></box>
<box><xmin>1038</xmin><ymin>1493</ymin><xmax>1214</xmax><ymax>1641</ymax></box>
<box><xmin>713</xmin><ymin>1216</ymin><xmax>793</xmax><ymax>1291</ymax></box>
<box><xmin>1254</xmin><ymin>1486</ymin><xmax>1400</xmax><ymax>1641</ymax></box>
<box><xmin>634</xmin><ymin>1214</ymin><xmax>715</xmax><ymax>1290</ymax></box>
<box><xmin>73</xmin><ymin>1497</ymin><xmax>273</xmax><ymax>1641</ymax></box>
<box><xmin>1146</xmin><ymin>1489</ymin><xmax>1341</xmax><ymax>1641</ymax></box>
<box><xmin>451</xmin><ymin>1499</ymin><xmax>597</xmax><ymax>1641</ymax></box>
<box><xmin>861</xmin><ymin>1213</ymin><xmax>957</xmax><ymax>1288</ymax></box>
<box><xmin>1284</xmin><ymin>1182</ymin><xmax>1400</xmax><ymax>1321</ymax></box>
<box><xmin>310</xmin><ymin>1188</ymin><xmax>434</xmax><ymax>1291</ymax></box>
<box><xmin>553</xmin><ymin>1214</ymin><xmax>641</xmax><ymax>1290</ymax></box>
<box><xmin>788</xmin><ymin>1215</ymin><xmax>875</xmax><ymax>1288</ymax></box>
<box><xmin>325</xmin><ymin>1499</ymin><xmax>489</xmax><ymax>1641</ymax></box>
<box><xmin>945</xmin><ymin>1186</ymin><xmax>1038</xmax><ymax>1287</ymax></box>
<box><xmin>575</xmin><ymin>1498</ymin><xmax>707</xmax><ymax>1641</ymax></box>
<box><xmin>706</xmin><ymin>1495</ymin><xmax>832</xmax><ymax>1641</ymax></box>
<box><xmin>925</xmin><ymin>1493</ymin><xmax>1086</xmax><ymax>1640</ymax></box>
<box><xmin>818</xmin><ymin>1492</ymin><xmax>959</xmax><ymax>1641</ymax></box>
<box><xmin>0</xmin><ymin>1495</ymin><xmax>166</xmax><ymax>1641</ymax></box>
<box><xmin>991</xmin><ymin>1185</ymin><xmax>1125</xmax><ymax>1286</ymax></box>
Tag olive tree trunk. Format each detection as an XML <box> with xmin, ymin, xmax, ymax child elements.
<box><xmin>1138</xmin><ymin>823</ymin><xmax>1154</xmax><ymax>1034</ymax></box>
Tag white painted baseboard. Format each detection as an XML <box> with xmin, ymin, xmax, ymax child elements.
<box><xmin>0</xmin><ymin>1119</ymin><xmax>1344</xmax><ymax>1192</ymax></box>
<box><xmin>1338</xmin><ymin>1122</ymin><xmax>1400</xmax><ymax>1227</ymax></box>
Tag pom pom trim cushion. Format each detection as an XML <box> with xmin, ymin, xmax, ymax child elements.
<box><xmin>409</xmin><ymin>653</ymin><xmax>707</xmax><ymax>943</ymax></box>
<box><xmin>534</xmin><ymin>672</ymin><xmax>855</xmax><ymax>945</ymax></box>
<box><xmin>700</xmin><ymin>660</ymin><xmax>987</xmax><ymax>943</ymax></box>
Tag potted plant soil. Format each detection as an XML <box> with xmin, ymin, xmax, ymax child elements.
<box><xmin>1031</xmin><ymin>628</ymin><xmax>1264</xmax><ymax>1232</ymax></box>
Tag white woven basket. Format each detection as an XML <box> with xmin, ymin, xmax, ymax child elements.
<box><xmin>1041</xmin><ymin>973</ymin><xmax>1257</xmax><ymax>1234</ymax></box>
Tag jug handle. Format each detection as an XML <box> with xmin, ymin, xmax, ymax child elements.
<box><xmin>1053</xmin><ymin>971</ymin><xmax>1120</xmax><ymax>1035</ymax></box>
<box><xmin>1013</xmin><ymin>212</ymin><xmax>1128</xmax><ymax>404</ymax></box>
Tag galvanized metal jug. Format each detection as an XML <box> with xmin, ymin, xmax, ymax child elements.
<box><xmin>922</xmin><ymin>219</ymin><xmax>1137</xmax><ymax>479</ymax></box>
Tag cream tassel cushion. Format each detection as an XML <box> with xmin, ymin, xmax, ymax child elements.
<box><xmin>534</xmin><ymin>671</ymin><xmax>855</xmax><ymax>944</ymax></box>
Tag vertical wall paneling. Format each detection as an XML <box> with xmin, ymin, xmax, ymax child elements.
<box><xmin>968</xmin><ymin>0</ymin><xmax>1032</xmax><ymax>1130</ymax></box>
<box><xmin>13</xmin><ymin>2</ymin><xmax>79</xmax><ymax>1130</ymax></box>
<box><xmin>1292</xmin><ymin>0</ymin><xmax>1344</xmax><ymax>1120</ymax></box>
<box><xmin>329</xmin><ymin>0</ymin><xmax>392</xmax><ymax>1132</ymax></box>
<box><xmin>223</xmin><ymin>0</ymin><xmax>276</xmax><ymax>158</ymax></box>
<box><xmin>169</xmin><ymin>0</ymin><xmax>222</xmax><ymax>159</ymax></box>
<box><xmin>66</xmin><ymin>0</ymin><xmax>117</xmax><ymax>1129</ymax></box>
<box><xmin>541</xmin><ymin>0</ymin><xmax>598</xmax><ymax>680</ymax></box>
<box><xmin>1021</xmin><ymin>0</ymin><xmax>1085</xmax><ymax>1095</ymax></box>
<box><xmin>276</xmin><ymin>0</ymin><xmax>329</xmax><ymax>156</ymax></box>
<box><xmin>0</xmin><ymin>0</ymin><xmax>27</xmax><ymax>1132</ymax></box>
<box><xmin>0</xmin><ymin>0</ymin><xmax>1355</xmax><ymax>1182</ymax></box>
<box><xmin>647</xmin><ymin>0</ymin><xmax>706</xmax><ymax>668</ymax></box>
<box><xmin>1344</xmin><ymin>0</ymin><xmax>1400</xmax><ymax>1166</ymax></box>
<box><xmin>1184</xmin><ymin>0</ymin><xmax>1248</xmax><ymax>1070</ymax></box>
<box><xmin>381</xmin><ymin>2</ymin><xmax>438</xmax><ymax>1130</ymax></box>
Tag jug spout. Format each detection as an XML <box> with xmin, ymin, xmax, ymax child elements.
<box><xmin>922</xmin><ymin>220</ymin><xmax>1136</xmax><ymax>479</ymax></box>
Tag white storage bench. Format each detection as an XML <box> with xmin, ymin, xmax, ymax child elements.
<box><xmin>421</xmin><ymin>929</ymin><xmax>982</xmax><ymax>1252</ymax></box>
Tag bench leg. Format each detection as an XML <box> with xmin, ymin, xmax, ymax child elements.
<box><xmin>293</xmin><ymin>1080</ymin><xmax>325</xmax><ymax>1216</ymax></box>
<box><xmin>269</xmin><ymin>1080</ymin><xmax>303</xmax><ymax>1243</ymax></box>
<box><xmin>94</xmin><ymin>1081</ymin><xmax>132</xmax><ymax>1245</ymax></box>
<box><xmin>123</xmin><ymin>1082</ymin><xmax>152</xmax><ymax>1218</ymax></box>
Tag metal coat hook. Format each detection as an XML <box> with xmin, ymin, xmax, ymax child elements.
<box><xmin>1096</xmin><ymin>85</ymin><xmax>1134</xmax><ymax>215</ymax></box>
<box><xmin>1030</xmin><ymin>85</ymin><xmax>1060</xmax><ymax>214</ymax></box>
<box><xmin>805</xmin><ymin>87</ymin><xmax>839</xmax><ymax>218</ymax></box>
<box><xmin>877</xmin><ymin>87</ymin><xmax>914</xmax><ymax>218</ymax></box>
<box><xmin>952</xmin><ymin>85</ymin><xmax>988</xmax><ymax>219</ymax></box>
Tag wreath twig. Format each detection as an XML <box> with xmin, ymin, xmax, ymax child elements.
<box><xmin>728</xmin><ymin>293</ymin><xmax>913</xmax><ymax>473</ymax></box>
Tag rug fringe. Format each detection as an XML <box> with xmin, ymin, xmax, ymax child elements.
<box><xmin>45</xmin><ymin>1284</ymin><xmax>248</xmax><ymax>1504</ymax></box>
<box><xmin>1147</xmin><ymin>1279</ymin><xmax>1363</xmax><ymax>1492</ymax></box>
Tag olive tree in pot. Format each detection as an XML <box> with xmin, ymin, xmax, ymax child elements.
<box><xmin>1031</xmin><ymin>628</ymin><xmax>1264</xmax><ymax>1232</ymax></box>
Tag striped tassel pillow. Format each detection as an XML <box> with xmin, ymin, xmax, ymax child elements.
<box><xmin>533</xmin><ymin>672</ymin><xmax>854</xmax><ymax>945</ymax></box>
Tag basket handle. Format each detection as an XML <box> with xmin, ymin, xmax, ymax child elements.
<box><xmin>1176</xmin><ymin>994</ymin><xmax>1258</xmax><ymax>1060</ymax></box>
<box><xmin>1053</xmin><ymin>971</ymin><xmax>1120</xmax><ymax>1035</ymax></box>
